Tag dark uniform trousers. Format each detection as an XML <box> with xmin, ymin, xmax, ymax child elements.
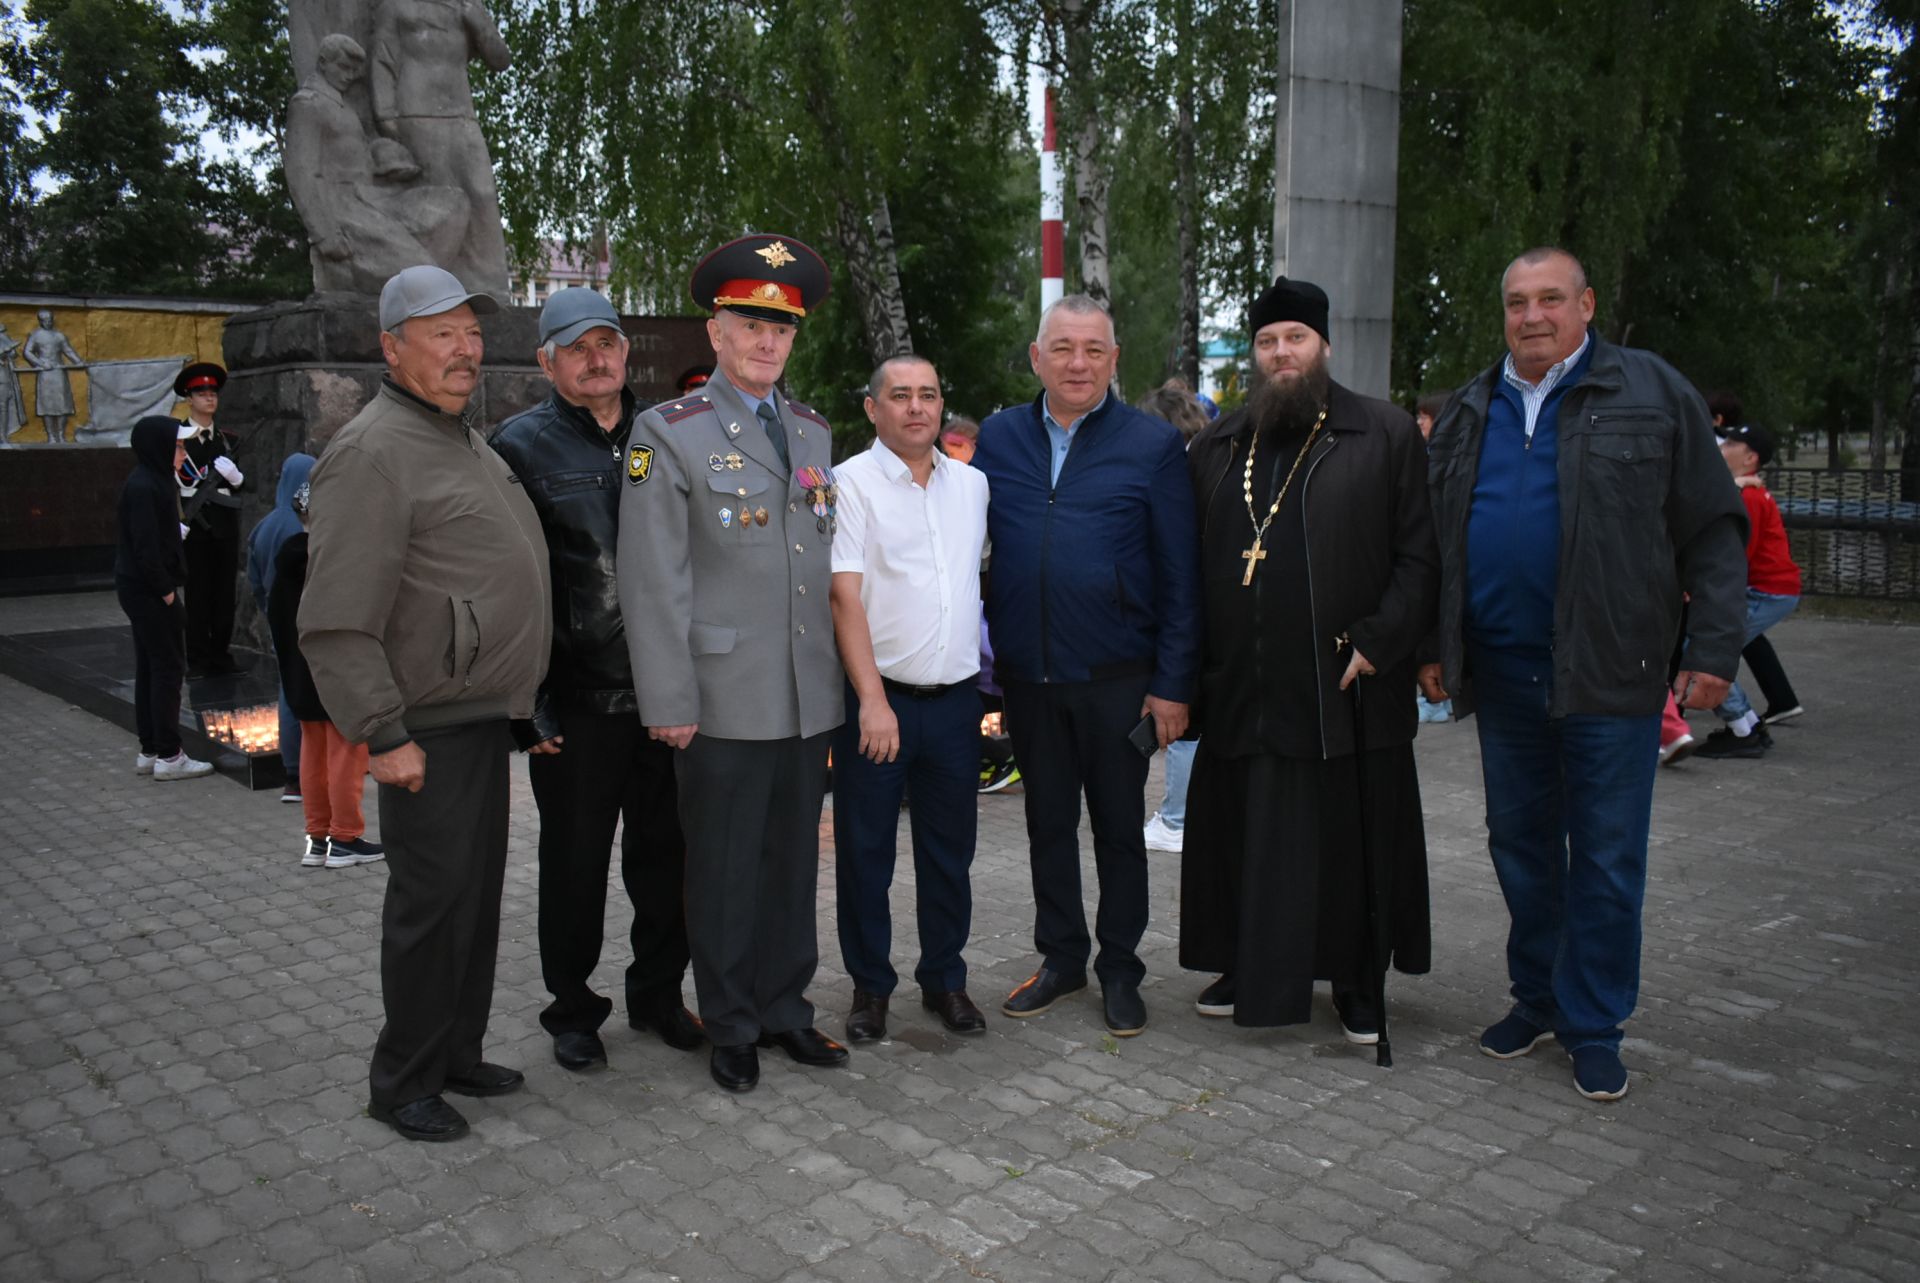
<box><xmin>183</xmin><ymin>530</ymin><xmax>239</xmax><ymax>666</ymax></box>
<box><xmin>831</xmin><ymin>680</ymin><xmax>980</xmax><ymax>997</ymax></box>
<box><xmin>528</xmin><ymin>709</ymin><xmax>690</xmax><ymax>1035</ymax></box>
<box><xmin>1002</xmin><ymin>674</ymin><xmax>1153</xmax><ymax>987</ymax></box>
<box><xmin>369</xmin><ymin>719</ymin><xmax>511</xmax><ymax>1108</ymax></box>
<box><xmin>675</xmin><ymin>729</ymin><xmax>831</xmax><ymax>1047</ymax></box>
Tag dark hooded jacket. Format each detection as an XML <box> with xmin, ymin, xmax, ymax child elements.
<box><xmin>246</xmin><ymin>452</ymin><xmax>317</xmax><ymax>613</ymax></box>
<box><xmin>115</xmin><ymin>416</ymin><xmax>188</xmax><ymax>598</ymax></box>
<box><xmin>267</xmin><ymin>532</ymin><xmax>325</xmax><ymax>722</ymax></box>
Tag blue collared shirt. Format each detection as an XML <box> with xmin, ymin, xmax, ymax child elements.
<box><xmin>1501</xmin><ymin>332</ymin><xmax>1591</xmax><ymax>440</ymax></box>
<box><xmin>1041</xmin><ymin>392</ymin><xmax>1109</xmax><ymax>485</ymax></box>
<box><xmin>717</xmin><ymin>371</ymin><xmax>778</xmax><ymax>422</ymax></box>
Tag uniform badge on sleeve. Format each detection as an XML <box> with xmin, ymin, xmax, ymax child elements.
<box><xmin>627</xmin><ymin>444</ymin><xmax>655</xmax><ymax>485</ymax></box>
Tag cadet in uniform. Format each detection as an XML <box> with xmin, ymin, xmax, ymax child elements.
<box><xmin>616</xmin><ymin>233</ymin><xmax>848</xmax><ymax>1093</ymax></box>
<box><xmin>175</xmin><ymin>362</ymin><xmax>249</xmax><ymax>675</ymax></box>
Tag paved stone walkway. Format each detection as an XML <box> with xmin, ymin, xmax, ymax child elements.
<box><xmin>0</xmin><ymin>597</ymin><xmax>1915</xmax><ymax>1282</ymax></box>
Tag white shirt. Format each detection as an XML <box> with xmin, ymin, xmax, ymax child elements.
<box><xmin>1502</xmin><ymin>331</ymin><xmax>1591</xmax><ymax>440</ymax></box>
<box><xmin>831</xmin><ymin>439</ymin><xmax>990</xmax><ymax>687</ymax></box>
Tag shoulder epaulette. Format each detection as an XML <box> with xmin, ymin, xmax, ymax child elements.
<box><xmin>655</xmin><ymin>395</ymin><xmax>712</xmax><ymax>425</ymax></box>
<box><xmin>787</xmin><ymin>400</ymin><xmax>830</xmax><ymax>429</ymax></box>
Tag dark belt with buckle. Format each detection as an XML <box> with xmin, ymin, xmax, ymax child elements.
<box><xmin>881</xmin><ymin>676</ymin><xmax>976</xmax><ymax>700</ymax></box>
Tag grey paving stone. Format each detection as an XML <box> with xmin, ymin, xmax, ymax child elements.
<box><xmin>0</xmin><ymin>611</ymin><xmax>1915</xmax><ymax>1281</ymax></box>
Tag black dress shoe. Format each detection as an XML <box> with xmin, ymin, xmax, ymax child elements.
<box><xmin>630</xmin><ymin>1002</ymin><xmax>707</xmax><ymax>1051</ymax></box>
<box><xmin>710</xmin><ymin>1043</ymin><xmax>759</xmax><ymax>1091</ymax></box>
<box><xmin>1002</xmin><ymin>967</ymin><xmax>1087</xmax><ymax>1018</ymax></box>
<box><xmin>1102</xmin><ymin>981</ymin><xmax>1146</xmax><ymax>1037</ymax></box>
<box><xmin>922</xmin><ymin>989</ymin><xmax>987</xmax><ymax>1033</ymax></box>
<box><xmin>846</xmin><ymin>990</ymin><xmax>889</xmax><ymax>1043</ymax></box>
<box><xmin>553</xmin><ymin>1031</ymin><xmax>608</xmax><ymax>1072</ymax></box>
<box><xmin>757</xmin><ymin>1027</ymin><xmax>850</xmax><ymax>1067</ymax></box>
<box><xmin>369</xmin><ymin>1094</ymin><xmax>469</xmax><ymax>1142</ymax></box>
<box><xmin>443</xmin><ymin>1061</ymin><xmax>525</xmax><ymax>1097</ymax></box>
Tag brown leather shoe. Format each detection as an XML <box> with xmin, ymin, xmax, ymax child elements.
<box><xmin>921</xmin><ymin>989</ymin><xmax>987</xmax><ymax>1033</ymax></box>
<box><xmin>846</xmin><ymin>990</ymin><xmax>889</xmax><ymax>1043</ymax></box>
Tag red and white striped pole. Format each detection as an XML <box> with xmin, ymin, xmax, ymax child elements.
<box><xmin>1040</xmin><ymin>85</ymin><xmax>1064</xmax><ymax>314</ymax></box>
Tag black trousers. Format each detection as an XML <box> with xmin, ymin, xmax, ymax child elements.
<box><xmin>1742</xmin><ymin>634</ymin><xmax>1799</xmax><ymax>711</ymax></box>
<box><xmin>831</xmin><ymin>681</ymin><xmax>980</xmax><ymax>997</ymax></box>
<box><xmin>675</xmin><ymin>731</ymin><xmax>830</xmax><ymax>1047</ymax></box>
<box><xmin>183</xmin><ymin>530</ymin><xmax>238</xmax><ymax>665</ymax></box>
<box><xmin>528</xmin><ymin>709</ymin><xmax>690</xmax><ymax>1036</ymax></box>
<box><xmin>1001</xmin><ymin>675</ymin><xmax>1153</xmax><ymax>986</ymax></box>
<box><xmin>369</xmin><ymin>720</ymin><xmax>511</xmax><ymax>1108</ymax></box>
<box><xmin>116</xmin><ymin>581</ymin><xmax>185</xmax><ymax>758</ymax></box>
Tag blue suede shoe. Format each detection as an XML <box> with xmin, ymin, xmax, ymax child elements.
<box><xmin>1570</xmin><ymin>1045</ymin><xmax>1630</xmax><ymax>1101</ymax></box>
<box><xmin>1479</xmin><ymin>1011</ymin><xmax>1551</xmax><ymax>1059</ymax></box>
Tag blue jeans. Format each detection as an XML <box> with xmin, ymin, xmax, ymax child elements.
<box><xmin>1158</xmin><ymin>738</ymin><xmax>1197</xmax><ymax>829</ymax></box>
<box><xmin>1470</xmin><ymin>648</ymin><xmax>1659</xmax><ymax>1052</ymax></box>
<box><xmin>1715</xmin><ymin>590</ymin><xmax>1799</xmax><ymax>722</ymax></box>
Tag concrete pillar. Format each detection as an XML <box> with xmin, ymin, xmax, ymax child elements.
<box><xmin>1271</xmin><ymin>0</ymin><xmax>1402</xmax><ymax>398</ymax></box>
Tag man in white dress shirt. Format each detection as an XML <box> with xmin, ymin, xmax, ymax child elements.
<box><xmin>830</xmin><ymin>354</ymin><xmax>992</xmax><ymax>1044</ymax></box>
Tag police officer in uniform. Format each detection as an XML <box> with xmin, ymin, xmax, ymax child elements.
<box><xmin>175</xmin><ymin>361</ymin><xmax>248</xmax><ymax>675</ymax></box>
<box><xmin>616</xmin><ymin>233</ymin><xmax>848</xmax><ymax>1093</ymax></box>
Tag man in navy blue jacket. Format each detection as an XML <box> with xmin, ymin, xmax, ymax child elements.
<box><xmin>973</xmin><ymin>295</ymin><xmax>1200</xmax><ymax>1037</ymax></box>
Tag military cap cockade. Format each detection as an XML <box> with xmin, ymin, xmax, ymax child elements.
<box><xmin>174</xmin><ymin>361</ymin><xmax>227</xmax><ymax>398</ymax></box>
<box><xmin>689</xmin><ymin>233</ymin><xmax>830</xmax><ymax>323</ymax></box>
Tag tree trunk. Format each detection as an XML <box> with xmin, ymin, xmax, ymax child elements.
<box><xmin>834</xmin><ymin>188</ymin><xmax>914</xmax><ymax>365</ymax></box>
<box><xmin>1062</xmin><ymin>0</ymin><xmax>1111</xmax><ymax>316</ymax></box>
<box><xmin>1174</xmin><ymin>0</ymin><xmax>1200</xmax><ymax>390</ymax></box>
<box><xmin>1902</xmin><ymin>259</ymin><xmax>1920</xmax><ymax>502</ymax></box>
<box><xmin>1869</xmin><ymin>254</ymin><xmax>1899</xmax><ymax>475</ymax></box>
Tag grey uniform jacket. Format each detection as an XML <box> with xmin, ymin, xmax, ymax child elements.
<box><xmin>616</xmin><ymin>376</ymin><xmax>845</xmax><ymax>741</ymax></box>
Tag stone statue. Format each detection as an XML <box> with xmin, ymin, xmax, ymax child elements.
<box><xmin>286</xmin><ymin>33</ymin><xmax>470</xmax><ymax>295</ymax></box>
<box><xmin>0</xmin><ymin>323</ymin><xmax>25</xmax><ymax>444</ymax></box>
<box><xmin>370</xmin><ymin>0</ymin><xmax>512</xmax><ymax>296</ymax></box>
<box><xmin>22</xmin><ymin>310</ymin><xmax>85</xmax><ymax>444</ymax></box>
<box><xmin>284</xmin><ymin>0</ymin><xmax>512</xmax><ymax>300</ymax></box>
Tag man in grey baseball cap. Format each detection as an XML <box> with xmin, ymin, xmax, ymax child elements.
<box><xmin>487</xmin><ymin>288</ymin><xmax>703</xmax><ymax>1074</ymax></box>
<box><xmin>299</xmin><ymin>263</ymin><xmax>551</xmax><ymax>1141</ymax></box>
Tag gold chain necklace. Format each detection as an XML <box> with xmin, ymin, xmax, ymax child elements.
<box><xmin>1239</xmin><ymin>406</ymin><xmax>1326</xmax><ymax>586</ymax></box>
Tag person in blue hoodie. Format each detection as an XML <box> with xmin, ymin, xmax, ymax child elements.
<box><xmin>972</xmin><ymin>294</ymin><xmax>1200</xmax><ymax>1039</ymax></box>
<box><xmin>246</xmin><ymin>452</ymin><xmax>317</xmax><ymax>801</ymax></box>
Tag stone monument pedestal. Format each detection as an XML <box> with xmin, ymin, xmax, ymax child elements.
<box><xmin>217</xmin><ymin>295</ymin><xmax>711</xmax><ymax>644</ymax></box>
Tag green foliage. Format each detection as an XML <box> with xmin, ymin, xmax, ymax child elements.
<box><xmin>6</xmin><ymin>0</ymin><xmax>305</xmax><ymax>299</ymax></box>
<box><xmin>1394</xmin><ymin>0</ymin><xmax>1899</xmax><ymax>443</ymax></box>
<box><xmin>18</xmin><ymin>0</ymin><xmax>215</xmax><ymax>293</ymax></box>
<box><xmin>486</xmin><ymin>0</ymin><xmax>1032</xmax><ymax>440</ymax></box>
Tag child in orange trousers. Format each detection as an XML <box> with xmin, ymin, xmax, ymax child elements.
<box><xmin>267</xmin><ymin>482</ymin><xmax>384</xmax><ymax>869</ymax></box>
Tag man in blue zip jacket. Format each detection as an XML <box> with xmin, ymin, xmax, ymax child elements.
<box><xmin>973</xmin><ymin>294</ymin><xmax>1200</xmax><ymax>1037</ymax></box>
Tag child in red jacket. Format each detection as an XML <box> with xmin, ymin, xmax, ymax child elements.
<box><xmin>1694</xmin><ymin>424</ymin><xmax>1801</xmax><ymax>759</ymax></box>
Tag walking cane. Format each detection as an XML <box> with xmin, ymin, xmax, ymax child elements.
<box><xmin>1341</xmin><ymin>635</ymin><xmax>1393</xmax><ymax>1069</ymax></box>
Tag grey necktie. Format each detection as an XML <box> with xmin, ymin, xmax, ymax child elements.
<box><xmin>756</xmin><ymin>400</ymin><xmax>790</xmax><ymax>473</ymax></box>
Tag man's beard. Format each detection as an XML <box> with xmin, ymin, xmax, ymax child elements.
<box><xmin>1248</xmin><ymin>354</ymin><xmax>1331</xmax><ymax>437</ymax></box>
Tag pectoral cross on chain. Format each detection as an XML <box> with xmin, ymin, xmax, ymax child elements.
<box><xmin>1241</xmin><ymin>541</ymin><xmax>1267</xmax><ymax>586</ymax></box>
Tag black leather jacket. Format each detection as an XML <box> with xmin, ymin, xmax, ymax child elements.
<box><xmin>1426</xmin><ymin>330</ymin><xmax>1748</xmax><ymax>720</ymax></box>
<box><xmin>488</xmin><ymin>387</ymin><xmax>639</xmax><ymax>739</ymax></box>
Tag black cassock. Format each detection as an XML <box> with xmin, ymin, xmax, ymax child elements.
<box><xmin>1180</xmin><ymin>400</ymin><xmax>1433</xmax><ymax>1028</ymax></box>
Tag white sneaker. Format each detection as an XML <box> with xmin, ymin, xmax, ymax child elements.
<box><xmin>153</xmin><ymin>752</ymin><xmax>214</xmax><ymax>781</ymax></box>
<box><xmin>134</xmin><ymin>752</ymin><xmax>158</xmax><ymax>775</ymax></box>
<box><xmin>1658</xmin><ymin>733</ymin><xmax>1695</xmax><ymax>766</ymax></box>
<box><xmin>1143</xmin><ymin>813</ymin><xmax>1184</xmax><ymax>852</ymax></box>
<box><xmin>301</xmin><ymin>835</ymin><xmax>329</xmax><ymax>868</ymax></box>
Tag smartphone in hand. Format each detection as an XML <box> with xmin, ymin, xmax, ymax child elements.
<box><xmin>1127</xmin><ymin>713</ymin><xmax>1158</xmax><ymax>759</ymax></box>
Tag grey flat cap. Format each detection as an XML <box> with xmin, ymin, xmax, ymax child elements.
<box><xmin>378</xmin><ymin>265</ymin><xmax>500</xmax><ymax>331</ymax></box>
<box><xmin>539</xmin><ymin>287</ymin><xmax>624</xmax><ymax>348</ymax></box>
